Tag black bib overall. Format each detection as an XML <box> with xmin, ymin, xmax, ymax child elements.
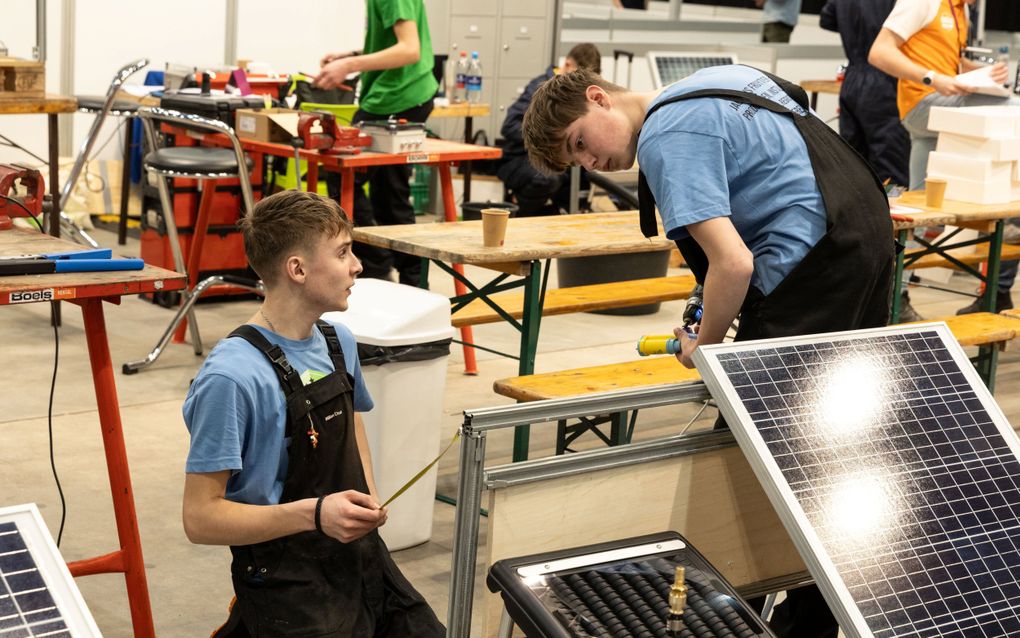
<box><xmin>214</xmin><ymin>321</ymin><xmax>444</xmax><ymax>638</ymax></box>
<box><xmin>638</xmin><ymin>68</ymin><xmax>895</xmax><ymax>341</ymax></box>
<box><xmin>637</xmin><ymin>70</ymin><xmax>895</xmax><ymax>638</ymax></box>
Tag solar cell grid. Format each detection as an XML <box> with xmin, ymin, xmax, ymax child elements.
<box><xmin>0</xmin><ymin>522</ymin><xmax>71</xmax><ymax>637</ymax></box>
<box><xmin>697</xmin><ymin>327</ymin><xmax>1020</xmax><ymax>638</ymax></box>
<box><xmin>647</xmin><ymin>52</ymin><xmax>738</xmax><ymax>89</ymax></box>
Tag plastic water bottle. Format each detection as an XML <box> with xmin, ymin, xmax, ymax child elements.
<box><xmin>997</xmin><ymin>45</ymin><xmax>1011</xmax><ymax>89</ymax></box>
<box><xmin>453</xmin><ymin>52</ymin><xmax>468</xmax><ymax>103</ymax></box>
<box><xmin>466</xmin><ymin>51</ymin><xmax>483</xmax><ymax>104</ymax></box>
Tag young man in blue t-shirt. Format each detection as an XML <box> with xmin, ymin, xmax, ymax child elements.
<box><xmin>523</xmin><ymin>66</ymin><xmax>895</xmax><ymax>637</ymax></box>
<box><xmin>183</xmin><ymin>190</ymin><xmax>443</xmax><ymax>636</ymax></box>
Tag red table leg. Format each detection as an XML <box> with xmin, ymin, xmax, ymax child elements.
<box><xmin>340</xmin><ymin>167</ymin><xmax>355</xmax><ymax>220</ymax></box>
<box><xmin>438</xmin><ymin>163</ymin><xmax>478</xmax><ymax>375</ymax></box>
<box><xmin>67</xmin><ymin>298</ymin><xmax>156</xmax><ymax>637</ymax></box>
<box><xmin>306</xmin><ymin>159</ymin><xmax>319</xmax><ymax>196</ymax></box>
<box><xmin>173</xmin><ymin>185</ymin><xmax>215</xmax><ymax>343</ymax></box>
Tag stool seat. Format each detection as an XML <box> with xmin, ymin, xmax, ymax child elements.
<box><xmin>144</xmin><ymin>147</ymin><xmax>254</xmax><ymax>175</ymax></box>
<box><xmin>76</xmin><ymin>95</ymin><xmax>141</xmax><ymax>115</ymax></box>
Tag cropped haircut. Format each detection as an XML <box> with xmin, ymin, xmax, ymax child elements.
<box><xmin>566</xmin><ymin>43</ymin><xmax>602</xmax><ymax>74</ymax></box>
<box><xmin>522</xmin><ymin>68</ymin><xmax>624</xmax><ymax>175</ymax></box>
<box><xmin>239</xmin><ymin>190</ymin><xmax>352</xmax><ymax>285</ymax></box>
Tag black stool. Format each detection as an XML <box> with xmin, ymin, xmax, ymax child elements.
<box><xmin>122</xmin><ymin>106</ymin><xmax>262</xmax><ymax>374</ymax></box>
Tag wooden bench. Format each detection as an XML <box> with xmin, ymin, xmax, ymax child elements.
<box><xmin>494</xmin><ymin>312</ymin><xmax>1020</xmax><ymax>451</ymax></box>
<box><xmin>905</xmin><ymin>243</ymin><xmax>1020</xmax><ymax>270</ymax></box>
<box><xmin>451</xmin><ymin>274</ymin><xmax>697</xmax><ymax>328</ymax></box>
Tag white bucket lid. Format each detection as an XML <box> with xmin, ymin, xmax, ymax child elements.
<box><xmin>321</xmin><ymin>278</ymin><xmax>455</xmax><ymax>347</ymax></box>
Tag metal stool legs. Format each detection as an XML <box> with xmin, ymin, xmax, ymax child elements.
<box><xmin>123</xmin><ymin>275</ymin><xmax>264</xmax><ymax>374</ymax></box>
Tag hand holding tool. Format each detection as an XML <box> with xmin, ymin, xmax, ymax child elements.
<box><xmin>636</xmin><ymin>284</ymin><xmax>704</xmax><ymax>356</ymax></box>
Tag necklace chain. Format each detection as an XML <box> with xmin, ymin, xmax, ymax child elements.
<box><xmin>259</xmin><ymin>307</ymin><xmax>276</xmax><ymax>333</ymax></box>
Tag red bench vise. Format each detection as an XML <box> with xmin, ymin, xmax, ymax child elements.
<box><xmin>297</xmin><ymin>111</ymin><xmax>372</xmax><ymax>155</ymax></box>
<box><xmin>0</xmin><ymin>163</ymin><xmax>44</xmax><ymax>231</ymax></box>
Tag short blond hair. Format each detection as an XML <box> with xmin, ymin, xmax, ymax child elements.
<box><xmin>239</xmin><ymin>190</ymin><xmax>352</xmax><ymax>285</ymax></box>
<box><xmin>522</xmin><ymin>69</ymin><xmax>624</xmax><ymax>175</ymax></box>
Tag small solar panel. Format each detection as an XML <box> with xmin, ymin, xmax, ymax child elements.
<box><xmin>647</xmin><ymin>51</ymin><xmax>739</xmax><ymax>89</ymax></box>
<box><xmin>0</xmin><ymin>504</ymin><xmax>100</xmax><ymax>637</ymax></box>
<box><xmin>695</xmin><ymin>323</ymin><xmax>1020</xmax><ymax>638</ymax></box>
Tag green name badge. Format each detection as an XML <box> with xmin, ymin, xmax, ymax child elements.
<box><xmin>300</xmin><ymin>369</ymin><xmax>328</xmax><ymax>386</ymax></box>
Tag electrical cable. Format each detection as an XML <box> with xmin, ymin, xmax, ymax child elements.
<box><xmin>0</xmin><ymin>193</ymin><xmax>42</xmax><ymax>231</ymax></box>
<box><xmin>47</xmin><ymin>312</ymin><xmax>66</xmax><ymax>546</ymax></box>
<box><xmin>0</xmin><ymin>133</ymin><xmax>48</xmax><ymax>165</ymax></box>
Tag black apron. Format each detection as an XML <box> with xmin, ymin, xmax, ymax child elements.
<box><xmin>638</xmin><ymin>68</ymin><xmax>895</xmax><ymax>342</ymax></box>
<box><xmin>213</xmin><ymin>321</ymin><xmax>444</xmax><ymax>638</ymax></box>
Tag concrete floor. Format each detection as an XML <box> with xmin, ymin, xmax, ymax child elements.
<box><xmin>4</xmin><ymin>223</ymin><xmax>1020</xmax><ymax>637</ymax></box>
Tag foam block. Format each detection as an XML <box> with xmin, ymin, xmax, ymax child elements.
<box><xmin>927</xmin><ymin>172</ymin><xmax>1013</xmax><ymax>204</ymax></box>
<box><xmin>927</xmin><ymin>106</ymin><xmax>1020</xmax><ymax>139</ymax></box>
<box><xmin>927</xmin><ymin>151</ymin><xmax>1014</xmax><ymax>183</ymax></box>
<box><xmin>936</xmin><ymin>132</ymin><xmax>1020</xmax><ymax>161</ymax></box>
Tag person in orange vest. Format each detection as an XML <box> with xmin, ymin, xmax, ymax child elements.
<box><xmin>870</xmin><ymin>0</ymin><xmax>1020</xmax><ymax>314</ymax></box>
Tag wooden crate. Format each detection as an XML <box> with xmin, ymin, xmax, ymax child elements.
<box><xmin>0</xmin><ymin>58</ymin><xmax>45</xmax><ymax>98</ymax></box>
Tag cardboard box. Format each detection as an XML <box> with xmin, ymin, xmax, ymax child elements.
<box><xmin>927</xmin><ymin>151</ymin><xmax>1014</xmax><ymax>183</ymax></box>
<box><xmin>235</xmin><ymin>108</ymin><xmax>300</xmax><ymax>143</ymax></box>
<box><xmin>927</xmin><ymin>172</ymin><xmax>1012</xmax><ymax>205</ymax></box>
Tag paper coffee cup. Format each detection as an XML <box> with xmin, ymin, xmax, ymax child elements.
<box><xmin>481</xmin><ymin>208</ymin><xmax>511</xmax><ymax>247</ymax></box>
<box><xmin>925</xmin><ymin>178</ymin><xmax>948</xmax><ymax>208</ymax></box>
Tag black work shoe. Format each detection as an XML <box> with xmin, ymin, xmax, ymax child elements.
<box><xmin>956</xmin><ymin>291</ymin><xmax>1014</xmax><ymax>315</ymax></box>
<box><xmin>896</xmin><ymin>292</ymin><xmax>924</xmax><ymax>323</ymax></box>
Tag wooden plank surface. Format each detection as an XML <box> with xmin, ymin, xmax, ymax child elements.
<box><xmin>894</xmin><ymin>191</ymin><xmax>1020</xmax><ymax>223</ymax></box>
<box><xmin>799</xmin><ymin>79</ymin><xmax>841</xmax><ymax>95</ymax></box>
<box><xmin>353</xmin><ymin>211</ymin><xmax>674</xmax><ymax>263</ymax></box>
<box><xmin>430</xmin><ymin>102</ymin><xmax>491</xmax><ymax>118</ymax></box>
<box><xmin>454</xmin><ymin>274</ymin><xmax>695</xmax><ymax>327</ymax></box>
<box><xmin>495</xmin><ymin>356</ymin><xmax>702</xmax><ymax>402</ymax></box>
<box><xmin>494</xmin><ymin>313</ymin><xmax>1018</xmax><ymax>401</ymax></box>
<box><xmin>0</xmin><ymin>93</ymin><xmax>76</xmax><ymax>114</ymax></box>
<box><xmin>0</xmin><ymin>228</ymin><xmax>185</xmax><ymax>302</ymax></box>
<box><xmin>890</xmin><ymin>209</ymin><xmax>956</xmax><ymax>231</ymax></box>
<box><xmin>907</xmin><ymin>243</ymin><xmax>1020</xmax><ymax>270</ymax></box>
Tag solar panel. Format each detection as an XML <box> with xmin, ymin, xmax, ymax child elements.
<box><xmin>694</xmin><ymin>323</ymin><xmax>1020</xmax><ymax>638</ymax></box>
<box><xmin>647</xmin><ymin>51</ymin><xmax>739</xmax><ymax>89</ymax></box>
<box><xmin>0</xmin><ymin>504</ymin><xmax>100</xmax><ymax>637</ymax></box>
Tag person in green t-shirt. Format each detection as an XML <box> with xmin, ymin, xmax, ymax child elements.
<box><xmin>315</xmin><ymin>0</ymin><xmax>438</xmax><ymax>286</ymax></box>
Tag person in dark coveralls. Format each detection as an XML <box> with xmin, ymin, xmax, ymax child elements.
<box><xmin>183</xmin><ymin>190</ymin><xmax>444</xmax><ymax>637</ymax></box>
<box><xmin>522</xmin><ymin>66</ymin><xmax>894</xmax><ymax>638</ymax></box>
<box><xmin>820</xmin><ymin>0</ymin><xmax>910</xmax><ymax>189</ymax></box>
<box><xmin>497</xmin><ymin>43</ymin><xmax>601</xmax><ymax>217</ymax></box>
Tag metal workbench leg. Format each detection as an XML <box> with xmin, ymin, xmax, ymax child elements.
<box><xmin>512</xmin><ymin>260</ymin><xmax>543</xmax><ymax>462</ymax></box>
<box><xmin>983</xmin><ymin>220</ymin><xmax>1005</xmax><ymax>313</ymax></box>
<box><xmin>447</xmin><ymin>426</ymin><xmax>487</xmax><ymax>638</ymax></box>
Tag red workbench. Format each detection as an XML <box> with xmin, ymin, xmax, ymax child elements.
<box><xmin>0</xmin><ymin>227</ymin><xmax>186</xmax><ymax>637</ymax></box>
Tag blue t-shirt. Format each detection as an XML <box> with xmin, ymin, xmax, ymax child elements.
<box><xmin>638</xmin><ymin>65</ymin><xmax>826</xmax><ymax>295</ymax></box>
<box><xmin>183</xmin><ymin>320</ymin><xmax>373</xmax><ymax>505</ymax></box>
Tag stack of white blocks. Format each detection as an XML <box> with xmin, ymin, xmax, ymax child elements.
<box><xmin>926</xmin><ymin>105</ymin><xmax>1020</xmax><ymax>205</ymax></box>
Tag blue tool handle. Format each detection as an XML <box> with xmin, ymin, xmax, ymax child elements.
<box><xmin>44</xmin><ymin>248</ymin><xmax>113</xmax><ymax>260</ymax></box>
<box><xmin>54</xmin><ymin>258</ymin><xmax>145</xmax><ymax>273</ymax></box>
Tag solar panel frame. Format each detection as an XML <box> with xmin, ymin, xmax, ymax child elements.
<box><xmin>646</xmin><ymin>51</ymin><xmax>739</xmax><ymax>89</ymax></box>
<box><xmin>0</xmin><ymin>503</ymin><xmax>101</xmax><ymax>637</ymax></box>
<box><xmin>693</xmin><ymin>322</ymin><xmax>1020</xmax><ymax>638</ymax></box>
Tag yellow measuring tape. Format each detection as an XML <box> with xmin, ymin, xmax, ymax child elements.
<box><xmin>381</xmin><ymin>431</ymin><xmax>461</xmax><ymax>508</ymax></box>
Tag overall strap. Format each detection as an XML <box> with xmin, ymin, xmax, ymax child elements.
<box><xmin>228</xmin><ymin>325</ymin><xmax>304</xmax><ymax>395</ymax></box>
<box><xmin>315</xmin><ymin>320</ymin><xmax>348</xmax><ymax>375</ymax></box>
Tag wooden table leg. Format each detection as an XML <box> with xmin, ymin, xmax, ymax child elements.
<box><xmin>438</xmin><ymin>163</ymin><xmax>478</xmax><ymax>375</ymax></box>
<box><xmin>67</xmin><ymin>298</ymin><xmax>156</xmax><ymax>638</ymax></box>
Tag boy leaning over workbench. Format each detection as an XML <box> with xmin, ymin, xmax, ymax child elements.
<box><xmin>523</xmin><ymin>66</ymin><xmax>895</xmax><ymax>638</ymax></box>
<box><xmin>181</xmin><ymin>190</ymin><xmax>444</xmax><ymax>637</ymax></box>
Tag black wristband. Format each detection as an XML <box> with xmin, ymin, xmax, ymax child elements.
<box><xmin>314</xmin><ymin>495</ymin><xmax>326</xmax><ymax>535</ymax></box>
